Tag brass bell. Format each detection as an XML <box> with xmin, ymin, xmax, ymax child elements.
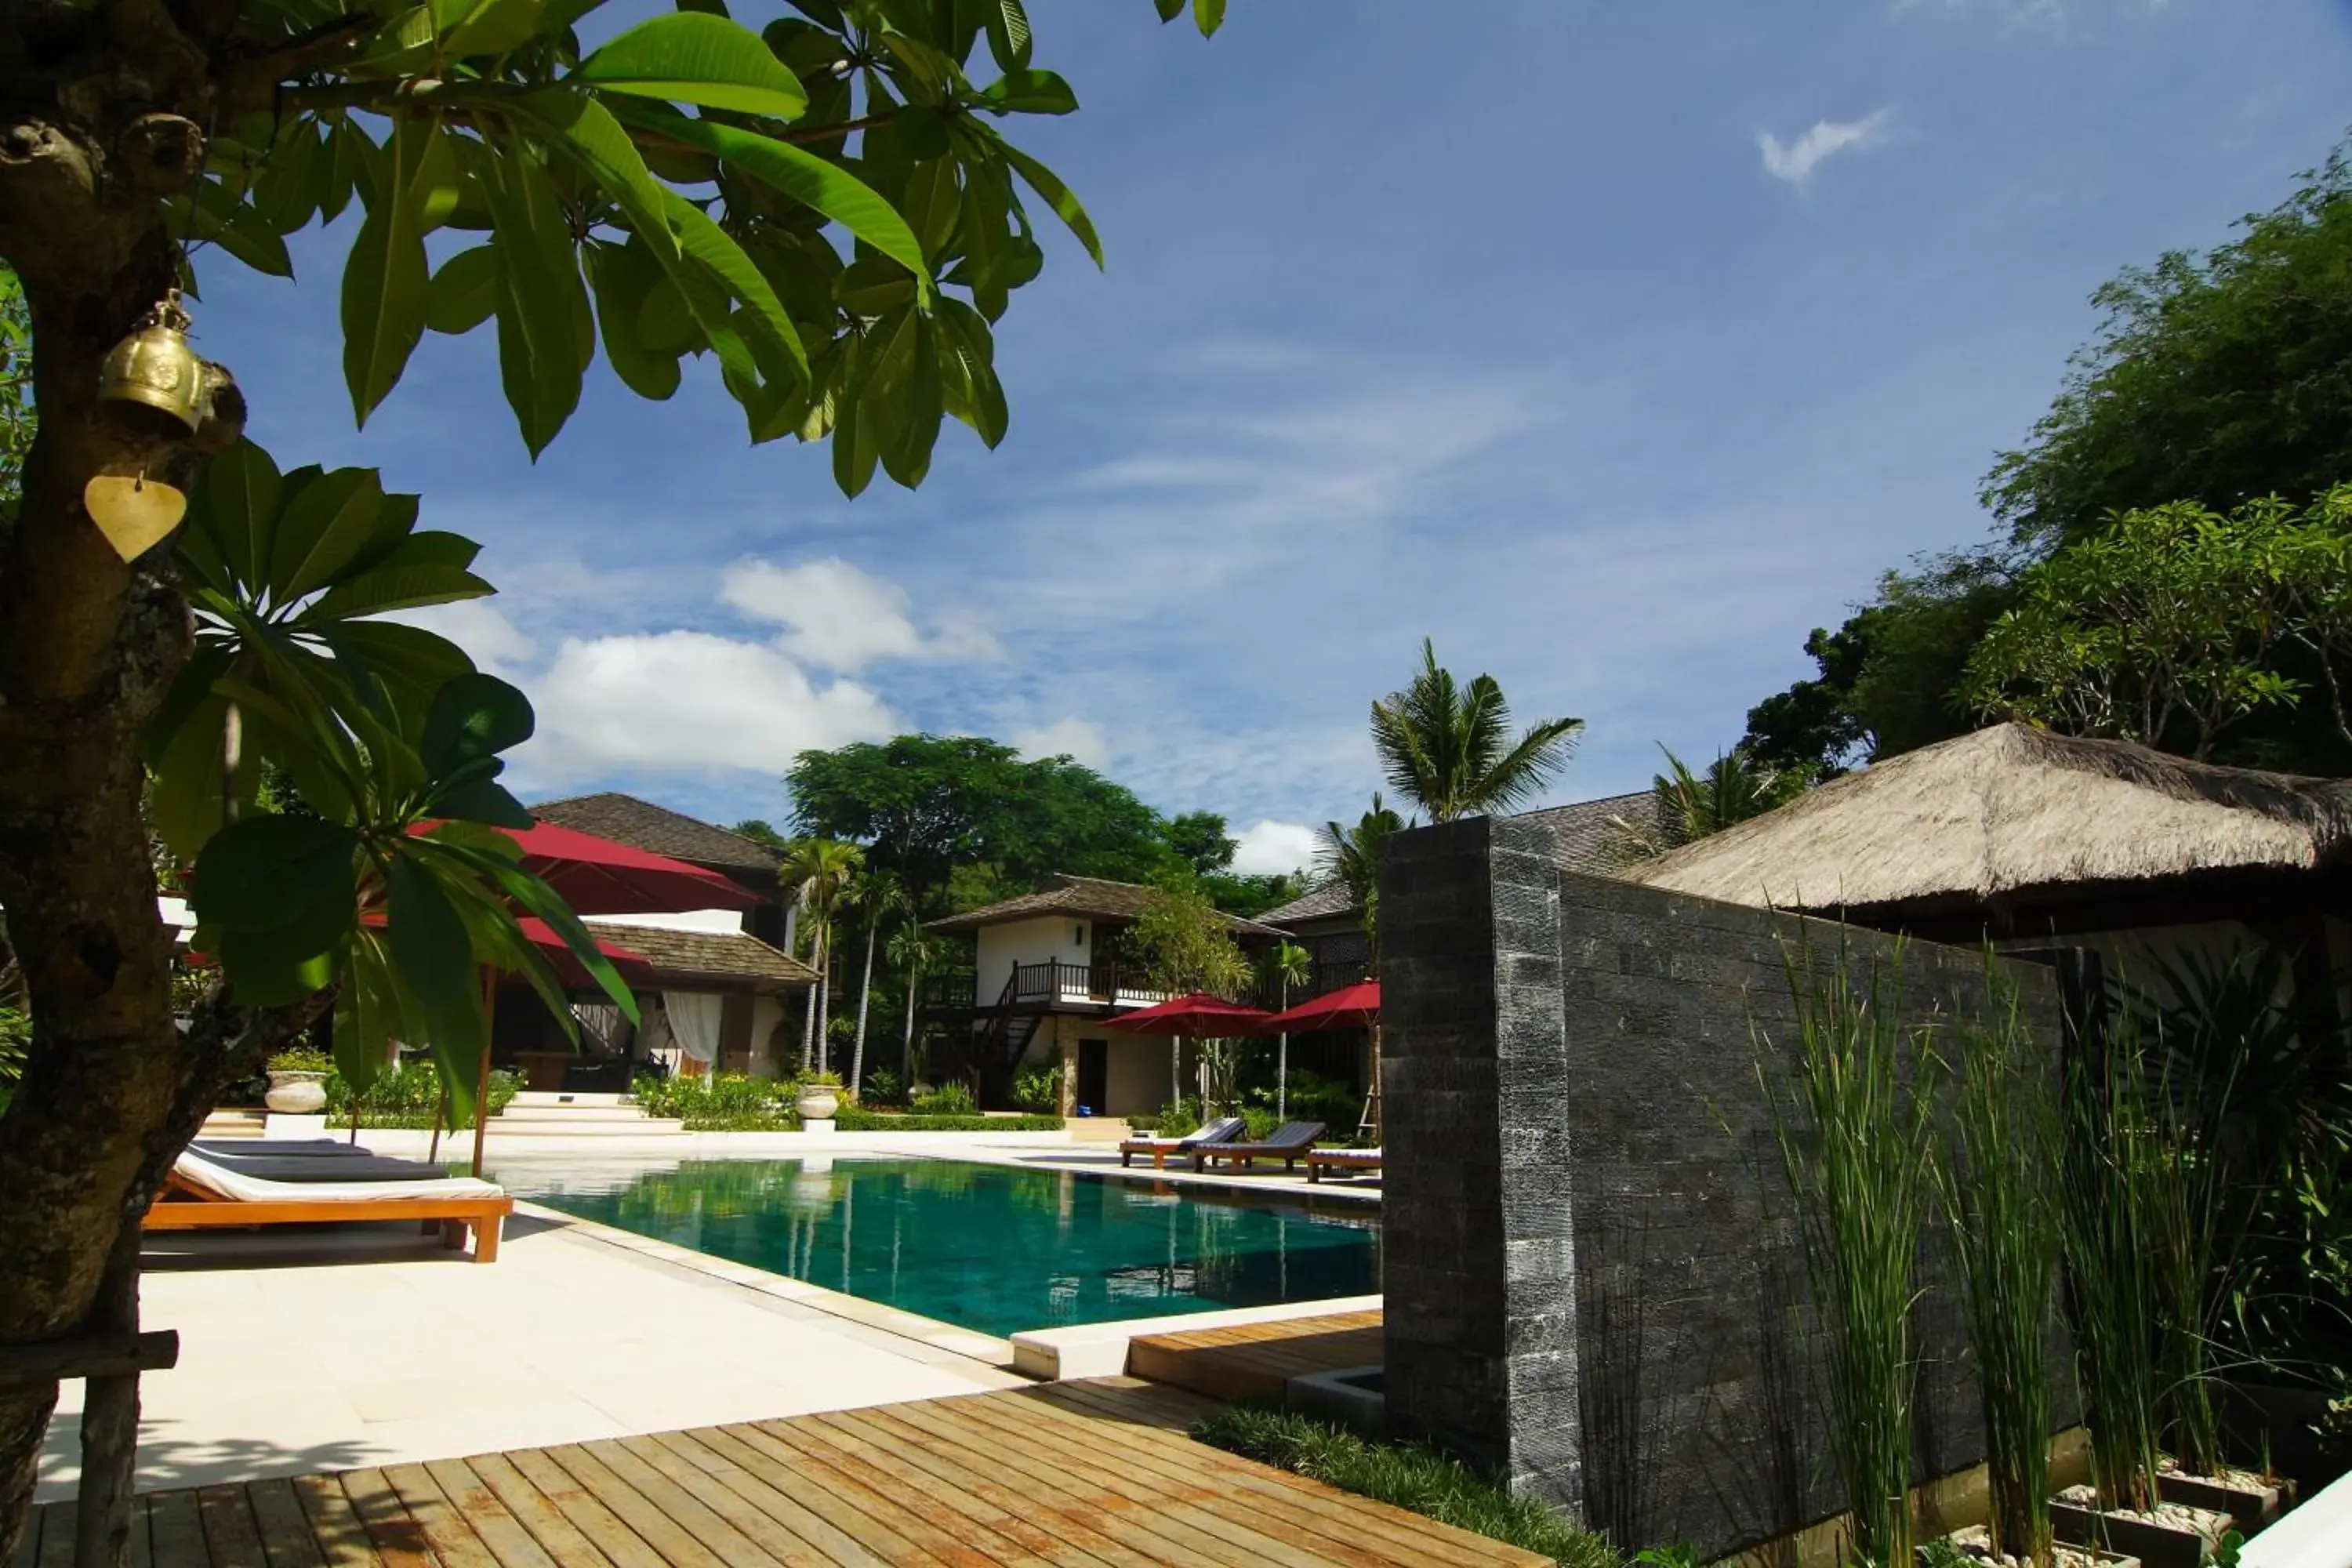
<box><xmin>96</xmin><ymin>293</ymin><xmax>205</xmax><ymax>433</ymax></box>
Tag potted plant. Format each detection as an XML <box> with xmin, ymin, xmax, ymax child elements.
<box><xmin>263</xmin><ymin>1047</ymin><xmax>332</xmax><ymax>1115</ymax></box>
<box><xmin>794</xmin><ymin>1070</ymin><xmax>842</xmax><ymax>1123</ymax></box>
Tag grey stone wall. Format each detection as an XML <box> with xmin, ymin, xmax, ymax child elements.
<box><xmin>1381</xmin><ymin>816</ymin><xmax>2075</xmax><ymax>1560</ymax></box>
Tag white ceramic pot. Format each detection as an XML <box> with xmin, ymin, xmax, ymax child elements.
<box><xmin>264</xmin><ymin>1069</ymin><xmax>328</xmax><ymax>1115</ymax></box>
<box><xmin>795</xmin><ymin>1084</ymin><xmax>840</xmax><ymax>1121</ymax></box>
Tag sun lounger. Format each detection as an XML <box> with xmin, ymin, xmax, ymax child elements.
<box><xmin>1305</xmin><ymin>1147</ymin><xmax>1382</xmax><ymax>1183</ymax></box>
<box><xmin>1119</xmin><ymin>1115</ymin><xmax>1246</xmax><ymax>1169</ymax></box>
<box><xmin>1192</xmin><ymin>1121</ymin><xmax>1327</xmax><ymax>1173</ymax></box>
<box><xmin>192</xmin><ymin>1151</ymin><xmax>451</xmax><ymax>1183</ymax></box>
<box><xmin>192</xmin><ymin>1138</ymin><xmax>368</xmax><ymax>1157</ymax></box>
<box><xmin>143</xmin><ymin>1149</ymin><xmax>511</xmax><ymax>1261</ymax></box>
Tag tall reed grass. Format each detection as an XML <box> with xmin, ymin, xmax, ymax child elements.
<box><xmin>2059</xmin><ymin>1009</ymin><xmax>2168</xmax><ymax>1512</ymax></box>
<box><xmin>1940</xmin><ymin>956</ymin><xmax>2060</xmax><ymax>1567</ymax></box>
<box><xmin>1760</xmin><ymin>933</ymin><xmax>1940</xmax><ymax>1568</ymax></box>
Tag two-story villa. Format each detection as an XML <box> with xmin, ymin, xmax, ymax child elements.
<box><xmin>924</xmin><ymin>876</ymin><xmax>1287</xmax><ymax>1116</ymax></box>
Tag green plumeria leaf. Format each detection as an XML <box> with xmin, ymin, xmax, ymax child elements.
<box><xmin>426</xmin><ymin>245</ymin><xmax>501</xmax><ymax>335</ymax></box>
<box><xmin>577</xmin><ymin>13</ymin><xmax>809</xmax><ymax>119</ymax></box>
<box><xmin>191</xmin><ymin>815</ymin><xmax>362</xmax><ymax>934</ymax></box>
<box><xmin>992</xmin><ymin>137</ymin><xmax>1101</xmax><ymax>266</ymax></box>
<box><xmin>979</xmin><ymin>69</ymin><xmax>1076</xmax><ymax>115</ymax></box>
<box><xmin>342</xmin><ymin>117</ymin><xmax>433</xmax><ymax>423</ymax></box>
<box><xmin>439</xmin><ymin>0</ymin><xmax>546</xmax><ymax>56</ymax></box>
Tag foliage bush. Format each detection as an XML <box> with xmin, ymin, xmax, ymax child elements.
<box><xmin>632</xmin><ymin>1072</ymin><xmax>797</xmax><ymax>1130</ymax></box>
<box><xmin>0</xmin><ymin>1000</ymin><xmax>26</xmax><ymax>1114</ymax></box>
<box><xmin>267</xmin><ymin>1046</ymin><xmax>332</xmax><ymax>1074</ymax></box>
<box><xmin>913</xmin><ymin>1082</ymin><xmax>977</xmax><ymax>1116</ymax></box>
<box><xmin>1011</xmin><ymin>1065</ymin><xmax>1060</xmax><ymax>1114</ymax></box>
<box><xmin>836</xmin><ymin>1111</ymin><xmax>1062</xmax><ymax>1133</ymax></box>
<box><xmin>860</xmin><ymin>1068</ymin><xmax>906</xmax><ymax>1106</ymax></box>
<box><xmin>1192</xmin><ymin>1407</ymin><xmax>1621</xmax><ymax>1568</ymax></box>
<box><xmin>322</xmin><ymin>1062</ymin><xmax>521</xmax><ymax>1127</ymax></box>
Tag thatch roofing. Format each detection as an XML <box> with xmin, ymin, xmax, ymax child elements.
<box><xmin>1628</xmin><ymin>723</ymin><xmax>2352</xmax><ymax>915</ymax></box>
<box><xmin>927</xmin><ymin>874</ymin><xmax>1285</xmax><ymax>938</ymax></box>
<box><xmin>583</xmin><ymin>923</ymin><xmax>818</xmax><ymax>991</ymax></box>
<box><xmin>530</xmin><ymin>793</ymin><xmax>782</xmax><ymax>879</ymax></box>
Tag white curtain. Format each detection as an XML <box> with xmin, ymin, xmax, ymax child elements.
<box><xmin>663</xmin><ymin>991</ymin><xmax>724</xmax><ymax>1072</ymax></box>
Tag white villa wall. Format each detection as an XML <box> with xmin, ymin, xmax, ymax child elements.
<box><xmin>972</xmin><ymin>914</ymin><xmax>1093</xmax><ymax>1004</ymax></box>
<box><xmin>1104</xmin><ymin>1029</ymin><xmax>1176</xmax><ymax>1117</ymax></box>
<box><xmin>583</xmin><ymin>908</ymin><xmax>745</xmax><ymax>935</ymax></box>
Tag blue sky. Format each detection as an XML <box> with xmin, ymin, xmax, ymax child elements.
<box><xmin>201</xmin><ymin>0</ymin><xmax>2352</xmax><ymax>875</ymax></box>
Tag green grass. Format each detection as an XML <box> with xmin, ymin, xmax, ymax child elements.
<box><xmin>1190</xmin><ymin>1406</ymin><xmax>1624</xmax><ymax>1568</ymax></box>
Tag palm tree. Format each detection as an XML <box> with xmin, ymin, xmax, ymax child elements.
<box><xmin>1316</xmin><ymin>793</ymin><xmax>1408</xmax><ymax>976</ymax></box>
<box><xmin>845</xmin><ymin>869</ymin><xmax>908</xmax><ymax>1098</ymax></box>
<box><xmin>1370</xmin><ymin>637</ymin><xmax>1584</xmax><ymax>822</ymax></box>
<box><xmin>1261</xmin><ymin>940</ymin><xmax>1314</xmax><ymax>1119</ymax></box>
<box><xmin>779</xmin><ymin>837</ymin><xmax>862</xmax><ymax>1074</ymax></box>
<box><xmin>1607</xmin><ymin>746</ymin><xmax>1801</xmax><ymax>860</ymax></box>
<box><xmin>885</xmin><ymin>919</ymin><xmax>939</xmax><ymax>1083</ymax></box>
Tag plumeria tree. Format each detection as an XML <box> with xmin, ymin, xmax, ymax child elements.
<box><xmin>0</xmin><ymin>1</ymin><xmax>1225</xmax><ymax>1554</ymax></box>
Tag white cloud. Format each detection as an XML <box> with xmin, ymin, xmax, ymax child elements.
<box><xmin>524</xmin><ymin>631</ymin><xmax>896</xmax><ymax>781</ymax></box>
<box><xmin>1011</xmin><ymin>717</ymin><xmax>1111</xmax><ymax>769</ymax></box>
<box><xmin>1230</xmin><ymin>819</ymin><xmax>1320</xmax><ymax>878</ymax></box>
<box><xmin>377</xmin><ymin>601</ymin><xmax>539</xmax><ymax>679</ymax></box>
<box><xmin>1758</xmin><ymin>109</ymin><xmax>1893</xmax><ymax>186</ymax></box>
<box><xmin>720</xmin><ymin>557</ymin><xmax>1000</xmax><ymax>670</ymax></box>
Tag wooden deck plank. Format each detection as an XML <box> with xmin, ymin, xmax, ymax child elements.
<box><xmin>196</xmin><ymin>1484</ymin><xmax>270</xmax><ymax>1568</ymax></box>
<box><xmin>246</xmin><ymin>1479</ymin><xmax>328</xmax><ymax>1568</ymax></box>
<box><xmin>898</xmin><ymin>1394</ymin><xmax>1344</xmax><ymax>1568</ymax></box>
<box><xmin>605</xmin><ymin>1432</ymin><xmax>846</xmax><ymax>1568</ymax></box>
<box><xmin>813</xmin><ymin>1406</ymin><xmax>1152</xmax><ymax>1568</ymax></box>
<box><xmin>544</xmin><ymin>1440</ymin><xmax>789</xmax><ymax>1568</ymax></box>
<box><xmin>1025</xmin><ymin>1383</ymin><xmax>1543</xmax><ymax>1568</ymax></box>
<box><xmin>419</xmin><ymin>1460</ymin><xmax>568</xmax><ymax>1568</ymax></box>
<box><xmin>649</xmin><ymin>1429</ymin><xmax>884</xmax><ymax>1561</ymax></box>
<box><xmin>942</xmin><ymin>1392</ymin><xmax>1386</xmax><ymax>1568</ymax></box>
<box><xmin>682</xmin><ymin>1424</ymin><xmax>954</xmax><ymax>1568</ymax></box>
<box><xmin>749</xmin><ymin>1410</ymin><xmax>1073</xmax><ymax>1568</ymax></box>
<box><xmin>498</xmin><ymin>1450</ymin><xmax>677</xmax><ymax>1568</ymax></box>
<box><xmin>287</xmin><ymin>1477</ymin><xmax>385</xmax><ymax>1568</ymax></box>
<box><xmin>1125</xmin><ymin>1312</ymin><xmax>1384</xmax><ymax>1405</ymax></box>
<box><xmin>459</xmin><ymin>1455</ymin><xmax>631</xmax><ymax>1568</ymax></box>
<box><xmin>1033</xmin><ymin>1380</ymin><xmax>1521</xmax><ymax>1566</ymax></box>
<box><xmin>380</xmin><ymin>1465</ymin><xmax>504</xmax><ymax>1568</ymax></box>
<box><xmin>147</xmin><ymin>1489</ymin><xmax>209</xmax><ymax>1568</ymax></box>
<box><xmin>132</xmin><ymin>1494</ymin><xmax>156</xmax><ymax>1568</ymax></box>
<box><xmin>847</xmin><ymin>1399</ymin><xmax>1276</xmax><ymax>1568</ymax></box>
<box><xmin>336</xmin><ymin>1470</ymin><xmax>440</xmax><ymax>1568</ymax></box>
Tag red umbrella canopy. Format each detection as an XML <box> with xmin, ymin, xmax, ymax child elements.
<box><xmin>417</xmin><ymin>818</ymin><xmax>761</xmax><ymax>916</ymax></box>
<box><xmin>1113</xmin><ymin>992</ymin><xmax>1276</xmax><ymax>1036</ymax></box>
<box><xmin>1264</xmin><ymin>980</ymin><xmax>1380</xmax><ymax>1033</ymax></box>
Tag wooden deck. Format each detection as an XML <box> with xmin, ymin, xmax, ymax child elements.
<box><xmin>1125</xmin><ymin>1310</ymin><xmax>1383</xmax><ymax>1404</ymax></box>
<box><xmin>12</xmin><ymin>1374</ymin><xmax>1538</xmax><ymax>1568</ymax></box>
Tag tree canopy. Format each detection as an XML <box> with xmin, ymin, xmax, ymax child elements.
<box><xmin>784</xmin><ymin>734</ymin><xmax>1300</xmax><ymax>917</ymax></box>
<box><xmin>1743</xmin><ymin>134</ymin><xmax>2352</xmax><ymax>779</ymax></box>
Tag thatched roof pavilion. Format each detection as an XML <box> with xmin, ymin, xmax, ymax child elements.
<box><xmin>1628</xmin><ymin>724</ymin><xmax>2352</xmax><ymax>942</ymax></box>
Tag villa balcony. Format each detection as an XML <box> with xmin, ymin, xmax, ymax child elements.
<box><xmin>919</xmin><ymin>956</ymin><xmax>1375</xmax><ymax>1018</ymax></box>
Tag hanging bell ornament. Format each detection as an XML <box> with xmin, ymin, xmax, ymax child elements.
<box><xmin>96</xmin><ymin>292</ymin><xmax>205</xmax><ymax>433</ymax></box>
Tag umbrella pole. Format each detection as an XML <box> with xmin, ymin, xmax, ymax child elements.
<box><xmin>470</xmin><ymin>967</ymin><xmax>498</xmax><ymax>1180</ymax></box>
<box><xmin>426</xmin><ymin>1079</ymin><xmax>446</xmax><ymax>1164</ymax></box>
<box><xmin>1277</xmin><ymin>1031</ymin><xmax>1288</xmax><ymax>1121</ymax></box>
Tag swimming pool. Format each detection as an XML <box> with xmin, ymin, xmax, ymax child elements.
<box><xmin>510</xmin><ymin>1157</ymin><xmax>1381</xmax><ymax>1339</ymax></box>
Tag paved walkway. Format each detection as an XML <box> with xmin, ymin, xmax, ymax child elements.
<box><xmin>17</xmin><ymin>1378</ymin><xmax>1542</xmax><ymax>1567</ymax></box>
<box><xmin>38</xmin><ymin>1213</ymin><xmax>1023</xmax><ymax>1503</ymax></box>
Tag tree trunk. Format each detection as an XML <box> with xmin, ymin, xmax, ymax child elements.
<box><xmin>800</xmin><ymin>924</ymin><xmax>818</xmax><ymax>1073</ymax></box>
<box><xmin>0</xmin><ymin>16</ymin><xmax>303</xmax><ymax>1551</ymax></box>
<box><xmin>848</xmin><ymin>918</ymin><xmax>877</xmax><ymax>1095</ymax></box>
<box><xmin>900</xmin><ymin>954</ymin><xmax>919</xmax><ymax>1080</ymax></box>
<box><xmin>813</xmin><ymin>926</ymin><xmax>831</xmax><ymax>1076</ymax></box>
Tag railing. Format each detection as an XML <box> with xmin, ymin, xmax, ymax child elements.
<box><xmin>920</xmin><ymin>957</ymin><xmax>1375</xmax><ymax>1015</ymax></box>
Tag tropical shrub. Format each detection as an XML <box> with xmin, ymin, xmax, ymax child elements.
<box><xmin>1011</xmin><ymin>1065</ymin><xmax>1061</xmax><ymax>1114</ymax></box>
<box><xmin>913</xmin><ymin>1082</ymin><xmax>978</xmax><ymax>1116</ymax></box>
<box><xmin>860</xmin><ymin>1068</ymin><xmax>907</xmax><ymax>1107</ymax></box>
<box><xmin>631</xmin><ymin>1072</ymin><xmax>796</xmax><ymax>1130</ymax></box>
<box><xmin>266</xmin><ymin>1046</ymin><xmax>332</xmax><ymax>1074</ymax></box>
<box><xmin>835</xmin><ymin>1111</ymin><xmax>1062</xmax><ymax>1133</ymax></box>
<box><xmin>324</xmin><ymin>1062</ymin><xmax>520</xmax><ymax>1128</ymax></box>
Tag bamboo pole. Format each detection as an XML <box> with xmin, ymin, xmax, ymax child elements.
<box><xmin>470</xmin><ymin>967</ymin><xmax>498</xmax><ymax>1179</ymax></box>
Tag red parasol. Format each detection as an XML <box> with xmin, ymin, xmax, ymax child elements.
<box><xmin>1111</xmin><ymin>993</ymin><xmax>1274</xmax><ymax>1115</ymax></box>
<box><xmin>417</xmin><ymin>819</ymin><xmax>760</xmax><ymax>914</ymax></box>
<box><xmin>1262</xmin><ymin>979</ymin><xmax>1380</xmax><ymax>1033</ymax></box>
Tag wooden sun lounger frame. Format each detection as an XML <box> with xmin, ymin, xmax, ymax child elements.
<box><xmin>1192</xmin><ymin>1123</ymin><xmax>1327</xmax><ymax>1173</ymax></box>
<box><xmin>142</xmin><ymin>1168</ymin><xmax>512</xmax><ymax>1262</ymax></box>
<box><xmin>1305</xmin><ymin>1149</ymin><xmax>1383</xmax><ymax>1183</ymax></box>
<box><xmin>1117</xmin><ymin>1116</ymin><xmax>1244</xmax><ymax>1170</ymax></box>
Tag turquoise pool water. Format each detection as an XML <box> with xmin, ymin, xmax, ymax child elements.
<box><xmin>510</xmin><ymin>1158</ymin><xmax>1380</xmax><ymax>1338</ymax></box>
